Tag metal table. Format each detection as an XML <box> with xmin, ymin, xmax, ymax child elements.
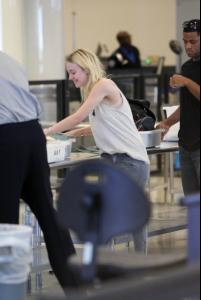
<box><xmin>49</xmin><ymin>152</ymin><xmax>99</xmax><ymax>170</ymax></box>
<box><xmin>49</xmin><ymin>142</ymin><xmax>178</xmax><ymax>167</ymax></box>
<box><xmin>50</xmin><ymin>142</ymin><xmax>180</xmax><ymax>203</ymax></box>
<box><xmin>147</xmin><ymin>142</ymin><xmax>179</xmax><ymax>155</ymax></box>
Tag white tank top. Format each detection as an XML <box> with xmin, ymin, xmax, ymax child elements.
<box><xmin>89</xmin><ymin>94</ymin><xmax>150</xmax><ymax>164</ymax></box>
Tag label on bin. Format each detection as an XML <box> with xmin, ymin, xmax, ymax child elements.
<box><xmin>0</xmin><ymin>246</ymin><xmax>12</xmax><ymax>262</ymax></box>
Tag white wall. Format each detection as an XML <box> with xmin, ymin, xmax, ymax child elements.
<box><xmin>24</xmin><ymin>0</ymin><xmax>66</xmax><ymax>81</ymax></box>
<box><xmin>0</xmin><ymin>0</ymin><xmax>3</xmax><ymax>50</ymax></box>
<box><xmin>0</xmin><ymin>0</ymin><xmax>66</xmax><ymax>80</ymax></box>
<box><xmin>1</xmin><ymin>0</ymin><xmax>199</xmax><ymax>69</ymax></box>
<box><xmin>64</xmin><ymin>0</ymin><xmax>177</xmax><ymax>65</ymax></box>
<box><xmin>0</xmin><ymin>0</ymin><xmax>25</xmax><ymax>65</ymax></box>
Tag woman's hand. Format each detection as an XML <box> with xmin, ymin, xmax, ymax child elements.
<box><xmin>65</xmin><ymin>126</ymin><xmax>92</xmax><ymax>137</ymax></box>
<box><xmin>44</xmin><ymin>127</ymin><xmax>53</xmax><ymax>136</ymax></box>
<box><xmin>65</xmin><ymin>129</ymin><xmax>84</xmax><ymax>137</ymax></box>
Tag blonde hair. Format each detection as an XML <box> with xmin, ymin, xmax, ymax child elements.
<box><xmin>67</xmin><ymin>49</ymin><xmax>106</xmax><ymax>99</ymax></box>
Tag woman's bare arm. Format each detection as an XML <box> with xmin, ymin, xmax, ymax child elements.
<box><xmin>45</xmin><ymin>80</ymin><xmax>109</xmax><ymax>135</ymax></box>
<box><xmin>65</xmin><ymin>126</ymin><xmax>92</xmax><ymax>137</ymax></box>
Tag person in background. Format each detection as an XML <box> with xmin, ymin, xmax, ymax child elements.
<box><xmin>45</xmin><ymin>49</ymin><xmax>150</xmax><ymax>253</ymax></box>
<box><xmin>157</xmin><ymin>19</ymin><xmax>200</xmax><ymax>196</ymax></box>
<box><xmin>108</xmin><ymin>31</ymin><xmax>141</xmax><ymax>69</ymax></box>
<box><xmin>0</xmin><ymin>51</ymin><xmax>78</xmax><ymax>290</ymax></box>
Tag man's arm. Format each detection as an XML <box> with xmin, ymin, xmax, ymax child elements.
<box><xmin>165</xmin><ymin>107</ymin><xmax>181</xmax><ymax>127</ymax></box>
<box><xmin>156</xmin><ymin>107</ymin><xmax>180</xmax><ymax>137</ymax></box>
<box><xmin>185</xmin><ymin>78</ymin><xmax>200</xmax><ymax>100</ymax></box>
<box><xmin>170</xmin><ymin>75</ymin><xmax>200</xmax><ymax>101</ymax></box>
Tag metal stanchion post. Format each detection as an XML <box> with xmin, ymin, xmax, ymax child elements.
<box><xmin>24</xmin><ymin>205</ymin><xmax>43</xmax><ymax>292</ymax></box>
<box><xmin>33</xmin><ymin>217</ymin><xmax>43</xmax><ymax>291</ymax></box>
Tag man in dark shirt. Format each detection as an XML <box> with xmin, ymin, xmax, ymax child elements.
<box><xmin>158</xmin><ymin>20</ymin><xmax>200</xmax><ymax>195</ymax></box>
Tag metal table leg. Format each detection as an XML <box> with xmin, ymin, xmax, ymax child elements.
<box><xmin>24</xmin><ymin>205</ymin><xmax>43</xmax><ymax>292</ymax></box>
<box><xmin>164</xmin><ymin>153</ymin><xmax>169</xmax><ymax>203</ymax></box>
<box><xmin>169</xmin><ymin>152</ymin><xmax>175</xmax><ymax>203</ymax></box>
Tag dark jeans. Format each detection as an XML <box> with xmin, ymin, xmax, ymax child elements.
<box><xmin>101</xmin><ymin>153</ymin><xmax>150</xmax><ymax>253</ymax></box>
<box><xmin>0</xmin><ymin>120</ymin><xmax>77</xmax><ymax>288</ymax></box>
<box><xmin>180</xmin><ymin>147</ymin><xmax>200</xmax><ymax>196</ymax></box>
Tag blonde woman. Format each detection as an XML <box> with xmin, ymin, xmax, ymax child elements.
<box><xmin>45</xmin><ymin>49</ymin><xmax>150</xmax><ymax>253</ymax></box>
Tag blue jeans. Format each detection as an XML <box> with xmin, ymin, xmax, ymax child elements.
<box><xmin>180</xmin><ymin>147</ymin><xmax>200</xmax><ymax>196</ymax></box>
<box><xmin>101</xmin><ymin>153</ymin><xmax>150</xmax><ymax>253</ymax></box>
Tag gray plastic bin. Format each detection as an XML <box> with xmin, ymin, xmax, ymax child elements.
<box><xmin>0</xmin><ymin>224</ymin><xmax>33</xmax><ymax>300</ymax></box>
<box><xmin>0</xmin><ymin>282</ymin><xmax>27</xmax><ymax>300</ymax></box>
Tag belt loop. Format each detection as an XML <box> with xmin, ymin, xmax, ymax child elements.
<box><xmin>113</xmin><ymin>155</ymin><xmax>117</xmax><ymax>164</ymax></box>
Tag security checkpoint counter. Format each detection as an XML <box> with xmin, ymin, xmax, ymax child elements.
<box><xmin>50</xmin><ymin>142</ymin><xmax>180</xmax><ymax>203</ymax></box>
<box><xmin>27</xmin><ymin>142</ymin><xmax>185</xmax><ymax>292</ymax></box>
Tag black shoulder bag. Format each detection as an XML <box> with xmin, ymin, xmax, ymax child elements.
<box><xmin>128</xmin><ymin>99</ymin><xmax>156</xmax><ymax>131</ymax></box>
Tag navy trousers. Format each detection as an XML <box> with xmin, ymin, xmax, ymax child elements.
<box><xmin>0</xmin><ymin>120</ymin><xmax>77</xmax><ymax>288</ymax></box>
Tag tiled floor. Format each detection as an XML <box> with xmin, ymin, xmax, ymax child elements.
<box><xmin>27</xmin><ymin>232</ymin><xmax>187</xmax><ymax>299</ymax></box>
<box><xmin>24</xmin><ymin>175</ymin><xmax>188</xmax><ymax>300</ymax></box>
<box><xmin>27</xmin><ymin>230</ymin><xmax>187</xmax><ymax>300</ymax></box>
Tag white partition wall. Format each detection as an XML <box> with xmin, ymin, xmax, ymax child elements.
<box><xmin>0</xmin><ymin>0</ymin><xmax>25</xmax><ymax>65</ymax></box>
<box><xmin>0</xmin><ymin>0</ymin><xmax>65</xmax><ymax>80</ymax></box>
<box><xmin>24</xmin><ymin>0</ymin><xmax>65</xmax><ymax>81</ymax></box>
<box><xmin>0</xmin><ymin>0</ymin><xmax>3</xmax><ymax>50</ymax></box>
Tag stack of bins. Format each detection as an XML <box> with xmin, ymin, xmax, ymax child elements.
<box><xmin>0</xmin><ymin>225</ymin><xmax>32</xmax><ymax>300</ymax></box>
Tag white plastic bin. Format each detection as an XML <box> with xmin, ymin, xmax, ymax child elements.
<box><xmin>0</xmin><ymin>224</ymin><xmax>33</xmax><ymax>300</ymax></box>
<box><xmin>47</xmin><ymin>138</ymin><xmax>75</xmax><ymax>163</ymax></box>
